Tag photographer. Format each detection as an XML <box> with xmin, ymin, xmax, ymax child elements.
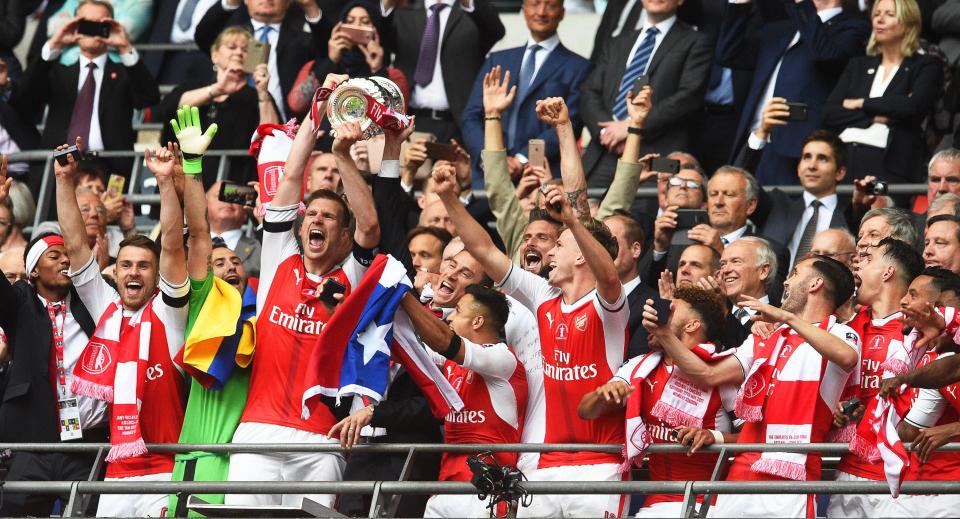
<box><xmin>398</xmin><ymin>286</ymin><xmax>527</xmax><ymax>518</ymax></box>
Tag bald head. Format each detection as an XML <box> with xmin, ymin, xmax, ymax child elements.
<box><xmin>0</xmin><ymin>247</ymin><xmax>25</xmax><ymax>283</ymax></box>
<box><xmin>419</xmin><ymin>199</ymin><xmax>455</xmax><ymax>235</ymax></box>
<box><xmin>810</xmin><ymin>228</ymin><xmax>857</xmax><ymax>269</ymax></box>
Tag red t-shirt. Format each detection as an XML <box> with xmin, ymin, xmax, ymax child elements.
<box><xmin>902</xmin><ymin>352</ymin><xmax>960</xmax><ymax>481</ymax></box>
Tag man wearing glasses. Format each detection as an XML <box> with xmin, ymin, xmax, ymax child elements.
<box><xmin>0</xmin><ymin>247</ymin><xmax>24</xmax><ymax>284</ymax></box>
<box><xmin>809</xmin><ymin>229</ymin><xmax>857</xmax><ymax>270</ymax></box>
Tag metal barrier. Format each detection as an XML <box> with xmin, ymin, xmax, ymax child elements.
<box><xmin>4</xmin><ymin>442</ymin><xmax>960</xmax><ymax>518</ymax></box>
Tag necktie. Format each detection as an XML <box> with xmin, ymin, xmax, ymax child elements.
<box><xmin>705</xmin><ymin>65</ymin><xmax>734</xmax><ymax>106</ymax></box>
<box><xmin>722</xmin><ymin>237</ymin><xmax>730</xmax><ymax>247</ymax></box>
<box><xmin>47</xmin><ymin>301</ymin><xmax>67</xmax><ymax>400</ymax></box>
<box><xmin>176</xmin><ymin>0</ymin><xmax>201</xmax><ymax>31</ymax></box>
<box><xmin>67</xmin><ymin>62</ymin><xmax>98</xmax><ymax>146</ymax></box>
<box><xmin>733</xmin><ymin>307</ymin><xmax>749</xmax><ymax>324</ymax></box>
<box><xmin>508</xmin><ymin>44</ymin><xmax>542</xmax><ymax>149</ymax></box>
<box><xmin>795</xmin><ymin>200</ymin><xmax>822</xmax><ymax>263</ymax></box>
<box><xmin>414</xmin><ymin>3</ymin><xmax>448</xmax><ymax>86</ymax></box>
<box><xmin>613</xmin><ymin>27</ymin><xmax>659</xmax><ymax>121</ymax></box>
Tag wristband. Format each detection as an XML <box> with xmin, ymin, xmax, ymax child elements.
<box><xmin>709</xmin><ymin>429</ymin><xmax>724</xmax><ymax>444</ymax></box>
<box><xmin>485</xmin><ymin>116</ymin><xmax>501</xmax><ymax>121</ymax></box>
<box><xmin>181</xmin><ymin>153</ymin><xmax>204</xmax><ymax>175</ymax></box>
<box><xmin>628</xmin><ymin>127</ymin><xmax>643</xmax><ymax>135</ymax></box>
<box><xmin>442</xmin><ymin>335</ymin><xmax>462</xmax><ymax>360</ymax></box>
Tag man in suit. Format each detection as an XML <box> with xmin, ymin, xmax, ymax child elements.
<box><xmin>194</xmin><ymin>0</ymin><xmax>333</xmax><ymax>120</ymax></box>
<box><xmin>739</xmin><ymin>126</ymin><xmax>851</xmax><ymax>269</ymax></box>
<box><xmin>207</xmin><ymin>181</ymin><xmax>260</xmax><ymax>277</ymax></box>
<box><xmin>142</xmin><ymin>0</ymin><xmax>219</xmax><ymax>85</ymax></box>
<box><xmin>924</xmin><ymin>215</ymin><xmax>960</xmax><ymax>274</ymax></box>
<box><xmin>0</xmin><ymin>231</ymin><xmax>105</xmax><ymax>517</ymax></box>
<box><xmin>718</xmin><ymin>236</ymin><xmax>777</xmax><ymax>349</ymax></box>
<box><xmin>580</xmin><ymin>0</ymin><xmax>713</xmax><ymax>188</ymax></box>
<box><xmin>716</xmin><ymin>0</ymin><xmax>869</xmax><ymax>185</ymax></box>
<box><xmin>382</xmin><ymin>0</ymin><xmax>505</xmax><ymax>143</ymax></box>
<box><xmin>461</xmin><ymin>0</ymin><xmax>590</xmax><ymax>183</ymax></box>
<box><xmin>14</xmin><ymin>0</ymin><xmax>159</xmax><ymax>195</ymax></box>
<box><xmin>0</xmin><ymin>58</ymin><xmax>41</xmax><ymax>181</ymax></box>
<box><xmin>605</xmin><ymin>211</ymin><xmax>658</xmax><ymax>359</ymax></box>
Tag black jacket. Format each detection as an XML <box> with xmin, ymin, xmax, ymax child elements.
<box><xmin>625</xmin><ymin>281</ymin><xmax>658</xmax><ymax>360</ymax></box>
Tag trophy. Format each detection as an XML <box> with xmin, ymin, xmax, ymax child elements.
<box><xmin>326</xmin><ymin>77</ymin><xmax>407</xmax><ymax>139</ymax></box>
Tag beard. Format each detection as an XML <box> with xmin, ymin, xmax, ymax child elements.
<box><xmin>780</xmin><ymin>281</ymin><xmax>809</xmax><ymax>315</ymax></box>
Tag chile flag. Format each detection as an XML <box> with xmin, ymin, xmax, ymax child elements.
<box><xmin>301</xmin><ymin>254</ymin><xmax>464</xmax><ymax>419</ymax></box>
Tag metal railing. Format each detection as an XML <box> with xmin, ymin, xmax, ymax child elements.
<box><xmin>4</xmin><ymin>442</ymin><xmax>960</xmax><ymax>518</ymax></box>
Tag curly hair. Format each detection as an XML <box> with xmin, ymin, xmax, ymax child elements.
<box><xmin>673</xmin><ymin>285</ymin><xmax>726</xmax><ymax>344</ymax></box>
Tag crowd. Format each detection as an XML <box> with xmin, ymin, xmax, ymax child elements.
<box><xmin>5</xmin><ymin>0</ymin><xmax>960</xmax><ymax>517</ymax></box>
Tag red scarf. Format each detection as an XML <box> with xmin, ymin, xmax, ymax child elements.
<box><xmin>850</xmin><ymin>388</ymin><xmax>912</xmax><ymax>497</ymax></box>
<box><xmin>736</xmin><ymin>316</ymin><xmax>834</xmax><ymax>480</ymax></box>
<box><xmin>72</xmin><ymin>299</ymin><xmax>171</xmax><ymax>462</ymax></box>
<box><xmin>621</xmin><ymin>344</ymin><xmax>736</xmax><ymax>472</ymax></box>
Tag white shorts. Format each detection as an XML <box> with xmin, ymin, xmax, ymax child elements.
<box><xmin>635</xmin><ymin>500</ymin><xmax>685</xmax><ymax>517</ymax></box>
<box><xmin>516</xmin><ymin>463</ymin><xmax>628</xmax><ymax>518</ymax></box>
<box><xmin>424</xmin><ymin>493</ymin><xmax>501</xmax><ymax>518</ymax></box>
<box><xmin>95</xmin><ymin>472</ymin><xmax>172</xmax><ymax>518</ymax></box>
<box><xmin>225</xmin><ymin>422</ymin><xmax>345</xmax><ymax>508</ymax></box>
<box><xmin>707</xmin><ymin>492</ymin><xmax>815</xmax><ymax>518</ymax></box>
<box><xmin>825</xmin><ymin>471</ymin><xmax>891</xmax><ymax>517</ymax></box>
<box><xmin>874</xmin><ymin>492</ymin><xmax>960</xmax><ymax>518</ymax></box>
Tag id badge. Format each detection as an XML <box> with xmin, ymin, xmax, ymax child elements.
<box><xmin>58</xmin><ymin>398</ymin><xmax>83</xmax><ymax>441</ymax></box>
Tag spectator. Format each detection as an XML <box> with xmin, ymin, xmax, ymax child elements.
<box><xmin>716</xmin><ymin>0</ymin><xmax>869</xmax><ymax>184</ymax></box>
<box><xmin>742</xmin><ymin>128</ymin><xmax>853</xmax><ymax>269</ymax></box>
<box><xmin>673</xmin><ymin>243</ymin><xmax>721</xmax><ymax>291</ymax></box>
<box><xmin>809</xmin><ymin>228</ymin><xmax>858</xmax><ymax>268</ymax></box>
<box><xmin>159</xmin><ymin>26</ymin><xmax>279</xmax><ymax>187</ymax></box>
<box><xmin>605</xmin><ymin>212</ymin><xmax>658</xmax><ymax>358</ymax></box>
<box><xmin>382</xmin><ymin>0</ymin><xmax>505</xmax><ymax>143</ymax></box>
<box><xmin>194</xmin><ymin>0</ymin><xmax>333</xmax><ymax>120</ymax></box>
<box><xmin>400</xmin><ymin>286</ymin><xmax>527</xmax><ymax>518</ymax></box>
<box><xmin>856</xmin><ymin>206</ymin><xmax>921</xmax><ymax>255</ymax></box>
<box><xmin>14</xmin><ymin>0</ymin><xmax>160</xmax><ymax>195</ymax></box>
<box><xmin>718</xmin><ymin>236</ymin><xmax>778</xmax><ymax>350</ymax></box>
<box><xmin>823</xmin><ymin>0</ymin><xmax>943</xmax><ymax>185</ymax></box>
<box><xmin>926</xmin><ymin>148</ymin><xmax>960</xmax><ymax>204</ymax></box>
<box><xmin>0</xmin><ymin>2</ymin><xmax>29</xmax><ymax>73</ymax></box>
<box><xmin>661</xmin><ymin>256</ymin><xmax>859</xmax><ymax>519</ymax></box>
<box><xmin>0</xmin><ymin>57</ymin><xmax>41</xmax><ymax>180</ymax></box>
<box><xmin>580</xmin><ymin>0</ymin><xmax>712</xmax><ymax>188</ymax></box>
<box><xmin>305</xmin><ymin>151</ymin><xmax>341</xmax><ymax>193</ymax></box>
<box><xmin>408</xmin><ymin>225</ymin><xmax>451</xmax><ymax>274</ymax></box>
<box><xmin>2</xmin><ymin>180</ymin><xmax>33</xmax><ymax>252</ymax></box>
<box><xmin>923</xmin><ymin>214</ymin><xmax>960</xmax><ymax>273</ymax></box>
<box><xmin>75</xmin><ymin>161</ymin><xmax>106</xmax><ymax>195</ymax></box>
<box><xmin>207</xmin><ymin>181</ymin><xmax>261</xmax><ymax>276</ymax></box>
<box><xmin>55</xmin><ymin>141</ymin><xmax>189</xmax><ymax>518</ymax></box>
<box><xmin>419</xmin><ymin>198</ymin><xmax>456</xmax><ymax>235</ymax></box>
<box><xmin>928</xmin><ymin>192</ymin><xmax>960</xmax><ymax>217</ymax></box>
<box><xmin>47</xmin><ymin>0</ymin><xmax>153</xmax><ymax>66</ymax></box>
<box><xmin>0</xmin><ymin>247</ymin><xmax>24</xmax><ymax>284</ymax></box>
<box><xmin>461</xmin><ymin>0</ymin><xmax>590</xmax><ymax>183</ymax></box>
<box><xmin>143</xmin><ymin>0</ymin><xmax>220</xmax><ymax>85</ymax></box>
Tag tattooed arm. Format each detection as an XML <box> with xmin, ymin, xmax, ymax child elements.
<box><xmin>535</xmin><ymin>97</ymin><xmax>590</xmax><ymax>217</ymax></box>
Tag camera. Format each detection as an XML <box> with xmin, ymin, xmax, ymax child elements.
<box><xmin>467</xmin><ymin>453</ymin><xmax>530</xmax><ymax>517</ymax></box>
<box><xmin>864</xmin><ymin>180</ymin><xmax>888</xmax><ymax>196</ymax></box>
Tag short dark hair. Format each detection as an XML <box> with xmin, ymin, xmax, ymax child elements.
<box><xmin>802</xmin><ymin>130</ymin><xmax>846</xmax><ymax>170</ymax></box>
<box><xmin>919</xmin><ymin>266</ymin><xmax>960</xmax><ymax>293</ymax></box>
<box><xmin>75</xmin><ymin>159</ymin><xmax>107</xmax><ymax>187</ymax></box>
<box><xmin>118</xmin><ymin>234</ymin><xmax>161</xmax><ymax>262</ymax></box>
<box><xmin>927</xmin><ymin>214</ymin><xmax>960</xmax><ymax>242</ymax></box>
<box><xmin>673</xmin><ymin>285</ymin><xmax>726</xmax><ymax>344</ymax></box>
<box><xmin>809</xmin><ymin>255</ymin><xmax>855</xmax><ymax>309</ymax></box>
<box><xmin>406</xmin><ymin>226</ymin><xmax>453</xmax><ymax>249</ymax></box>
<box><xmin>77</xmin><ymin>0</ymin><xmax>115</xmax><ymax>18</ymax></box>
<box><xmin>295</xmin><ymin>190</ymin><xmax>354</xmax><ymax>242</ymax></box>
<box><xmin>877</xmin><ymin>237</ymin><xmax>924</xmax><ymax>285</ymax></box>
<box><xmin>464</xmin><ymin>284</ymin><xmax>510</xmax><ymax>339</ymax></box>
<box><xmin>606</xmin><ymin>211</ymin><xmax>645</xmax><ymax>248</ymax></box>
<box><xmin>580</xmin><ymin>217</ymin><xmax>619</xmax><ymax>260</ymax></box>
<box><xmin>528</xmin><ymin>207</ymin><xmax>561</xmax><ymax>227</ymax></box>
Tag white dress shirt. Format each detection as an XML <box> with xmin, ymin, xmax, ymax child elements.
<box><xmin>625</xmin><ymin>14</ymin><xmax>676</xmax><ymax>77</ymax></box>
<box><xmin>40</xmin><ymin>45</ymin><xmax>139</xmax><ymax>151</ymax></box>
<box><xmin>746</xmin><ymin>6</ymin><xmax>843</xmax><ymax>132</ymax></box>
<box><xmin>212</xmin><ymin>228</ymin><xmax>243</xmax><ymax>251</ymax></box>
<box><xmin>721</xmin><ymin>224</ymin><xmax>749</xmax><ymax>246</ymax></box>
<box><xmin>788</xmin><ymin>191</ymin><xmax>838</xmax><ymax>266</ymax></box>
<box><xmin>611</xmin><ymin>0</ymin><xmax>644</xmax><ymax>37</ymax></box>
<box><xmin>521</xmin><ymin>33</ymin><xmax>561</xmax><ymax>83</ymax></box>
<box><xmin>170</xmin><ymin>0</ymin><xmax>219</xmax><ymax>43</ymax></box>
<box><xmin>733</xmin><ymin>294</ymin><xmax>769</xmax><ymax>325</ymax></box>
<box><xmin>838</xmin><ymin>64</ymin><xmax>898</xmax><ymax>148</ymax></box>
<box><xmin>622</xmin><ymin>275</ymin><xmax>642</xmax><ymax>296</ymax></box>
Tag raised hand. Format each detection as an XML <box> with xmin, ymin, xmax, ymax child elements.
<box><xmin>482</xmin><ymin>66</ymin><xmax>516</xmax><ymax>116</ymax></box>
<box><xmin>50</xmin><ymin>16</ymin><xmax>81</xmax><ymax>50</ymax></box>
<box><xmin>658</xmin><ymin>270</ymin><xmax>675</xmax><ymax>300</ymax></box>
<box><xmin>359</xmin><ymin>31</ymin><xmax>385</xmax><ymax>71</ymax></box>
<box><xmin>53</xmin><ymin>137</ymin><xmax>83</xmax><ymax>180</ymax></box>
<box><xmin>653</xmin><ymin>205</ymin><xmax>678</xmax><ymax>253</ymax></box>
<box><xmin>170</xmin><ymin>105</ymin><xmax>218</xmax><ymax>174</ymax></box>
<box><xmin>332</xmin><ymin>120</ymin><xmax>364</xmax><ymax>156</ymax></box>
<box><xmin>740</xmin><ymin>294</ymin><xmax>794</xmax><ymax>325</ymax></box>
<box><xmin>0</xmin><ymin>155</ymin><xmax>10</xmax><ymax>205</ymax></box>
<box><xmin>145</xmin><ymin>146</ymin><xmax>177</xmax><ymax>183</ymax></box>
<box><xmin>593</xmin><ymin>380</ymin><xmax>633</xmax><ymax>405</ymax></box>
<box><xmin>540</xmin><ymin>183</ymin><xmax>574</xmax><ymax>224</ymax></box>
<box><xmin>755</xmin><ymin>97</ymin><xmax>789</xmax><ymax>141</ymax></box>
<box><xmin>450</xmin><ymin>138</ymin><xmax>472</xmax><ymax>189</ymax></box>
<box><xmin>903</xmin><ymin>303</ymin><xmax>947</xmax><ymax>350</ymax></box>
<box><xmin>431</xmin><ymin>161</ymin><xmax>458</xmax><ymax>197</ymax></box>
<box><xmin>535</xmin><ymin>97</ymin><xmax>570</xmax><ymax>127</ymax></box>
<box><xmin>625</xmin><ymin>86</ymin><xmax>653</xmax><ymax>128</ymax></box>
<box><xmin>252</xmin><ymin>64</ymin><xmax>270</xmax><ymax>96</ymax></box>
<box><xmin>99</xmin><ymin>18</ymin><xmax>133</xmax><ymax>54</ymax></box>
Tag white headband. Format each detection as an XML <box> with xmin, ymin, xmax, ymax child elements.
<box><xmin>26</xmin><ymin>235</ymin><xmax>65</xmax><ymax>275</ymax></box>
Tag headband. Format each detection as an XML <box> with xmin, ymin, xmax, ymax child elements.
<box><xmin>26</xmin><ymin>235</ymin><xmax>65</xmax><ymax>275</ymax></box>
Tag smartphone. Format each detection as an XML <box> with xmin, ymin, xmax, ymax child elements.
<box><xmin>218</xmin><ymin>181</ymin><xmax>258</xmax><ymax>208</ymax></box>
<box><xmin>671</xmin><ymin>209</ymin><xmax>709</xmax><ymax>247</ymax></box>
<box><xmin>104</xmin><ymin>174</ymin><xmax>125</xmax><ymax>202</ymax></box>
<box><xmin>319</xmin><ymin>278</ymin><xmax>347</xmax><ymax>306</ymax></box>
<box><xmin>649</xmin><ymin>157</ymin><xmax>681</xmax><ymax>175</ymax></box>
<box><xmin>77</xmin><ymin>19</ymin><xmax>111</xmax><ymax>38</ymax></box>
<box><xmin>630</xmin><ymin>75</ymin><xmax>650</xmax><ymax>98</ymax></box>
<box><xmin>243</xmin><ymin>40</ymin><xmax>270</xmax><ymax>74</ymax></box>
<box><xmin>652</xmin><ymin>296</ymin><xmax>672</xmax><ymax>325</ymax></box>
<box><xmin>786</xmin><ymin>102</ymin><xmax>809</xmax><ymax>122</ymax></box>
<box><xmin>424</xmin><ymin>142</ymin><xmax>459</xmax><ymax>162</ymax></box>
<box><xmin>53</xmin><ymin>145</ymin><xmax>82</xmax><ymax>166</ymax></box>
<box><xmin>842</xmin><ymin>397</ymin><xmax>862</xmax><ymax>418</ymax></box>
<box><xmin>340</xmin><ymin>24</ymin><xmax>375</xmax><ymax>45</ymax></box>
<box><xmin>527</xmin><ymin>139</ymin><xmax>546</xmax><ymax>169</ymax></box>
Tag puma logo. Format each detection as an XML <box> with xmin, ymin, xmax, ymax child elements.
<box><xmin>546</xmin><ymin>311</ymin><xmax>555</xmax><ymax>329</ymax></box>
<box><xmin>293</xmin><ymin>268</ymin><xmax>302</xmax><ymax>286</ymax></box>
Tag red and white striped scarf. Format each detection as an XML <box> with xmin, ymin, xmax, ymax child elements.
<box><xmin>71</xmin><ymin>299</ymin><xmax>163</xmax><ymax>462</ymax></box>
<box><xmin>736</xmin><ymin>316</ymin><xmax>834</xmax><ymax>481</ymax></box>
<box><xmin>882</xmin><ymin>307</ymin><xmax>958</xmax><ymax>376</ymax></box>
<box><xmin>621</xmin><ymin>344</ymin><xmax>736</xmax><ymax>472</ymax></box>
<box><xmin>850</xmin><ymin>388</ymin><xmax>912</xmax><ymax>497</ymax></box>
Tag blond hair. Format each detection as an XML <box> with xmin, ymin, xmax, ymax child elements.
<box><xmin>211</xmin><ymin>26</ymin><xmax>253</xmax><ymax>54</ymax></box>
<box><xmin>866</xmin><ymin>0</ymin><xmax>922</xmax><ymax>57</ymax></box>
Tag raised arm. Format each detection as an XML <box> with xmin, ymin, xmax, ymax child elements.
<box><xmin>434</xmin><ymin>163</ymin><xmax>513</xmax><ymax>282</ymax></box>
<box><xmin>578</xmin><ymin>379</ymin><xmax>632</xmax><ymax>420</ymax></box>
<box><xmin>330</xmin><ymin>120</ymin><xmax>381</xmax><ymax>249</ymax></box>
<box><xmin>54</xmin><ymin>138</ymin><xmax>92</xmax><ymax>271</ymax></box>
<box><xmin>535</xmin><ymin>98</ymin><xmax>588</xmax><ymax>216</ymax></box>
<box><xmin>597</xmin><ymin>87</ymin><xmax>655</xmax><ymax>220</ymax></box>
<box><xmin>400</xmin><ymin>292</ymin><xmax>463</xmax><ymax>363</ymax></box>
<box><xmin>881</xmin><ymin>354</ymin><xmax>960</xmax><ymax>396</ymax></box>
<box><xmin>181</xmin><ymin>145</ymin><xmax>212</xmax><ymax>281</ymax></box>
<box><xmin>146</xmin><ymin>146</ymin><xmax>188</xmax><ymax>287</ymax></box>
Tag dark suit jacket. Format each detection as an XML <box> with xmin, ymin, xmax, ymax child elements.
<box><xmin>823</xmin><ymin>54</ymin><xmax>944</xmax><ymax>183</ymax></box>
<box><xmin>461</xmin><ymin>42</ymin><xmax>591</xmax><ymax>179</ymax></box>
<box><xmin>717</xmin><ymin>0</ymin><xmax>869</xmax><ymax>184</ymax></box>
<box><xmin>193</xmin><ymin>2</ymin><xmax>333</xmax><ymax>118</ymax></box>
<box><xmin>580</xmin><ymin>20</ymin><xmax>713</xmax><ymax>186</ymax></box>
<box><xmin>235</xmin><ymin>235</ymin><xmax>262</xmax><ymax>277</ymax></box>
<box><xmin>0</xmin><ymin>278</ymin><xmax>95</xmax><ymax>442</ymax></box>
<box><xmin>721</xmin><ymin>311</ymin><xmax>753</xmax><ymax>351</ymax></box>
<box><xmin>626</xmin><ymin>280</ymin><xmax>658</xmax><ymax>359</ymax></box>
<box><xmin>383</xmin><ymin>0</ymin><xmax>505</xmax><ymax>129</ymax></box>
<box><xmin>14</xmin><ymin>53</ymin><xmax>160</xmax><ymax>152</ymax></box>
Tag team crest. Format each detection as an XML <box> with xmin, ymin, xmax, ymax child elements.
<box><xmin>575</xmin><ymin>314</ymin><xmax>588</xmax><ymax>331</ymax></box>
<box><xmin>80</xmin><ymin>342</ymin><xmax>111</xmax><ymax>375</ymax></box>
<box><xmin>742</xmin><ymin>374</ymin><xmax>766</xmax><ymax>398</ymax></box>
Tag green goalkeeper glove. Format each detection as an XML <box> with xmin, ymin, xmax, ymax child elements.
<box><xmin>170</xmin><ymin>105</ymin><xmax>218</xmax><ymax>175</ymax></box>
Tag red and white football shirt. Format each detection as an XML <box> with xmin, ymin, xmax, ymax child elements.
<box><xmin>244</xmin><ymin>203</ymin><xmax>371</xmax><ymax>434</ymax></box>
<box><xmin>497</xmin><ymin>264</ymin><xmax>628</xmax><ymax>468</ymax></box>
<box><xmin>902</xmin><ymin>352</ymin><xmax>960</xmax><ymax>481</ymax></box>
<box><xmin>434</xmin><ymin>339</ymin><xmax>528</xmax><ymax>482</ymax></box>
